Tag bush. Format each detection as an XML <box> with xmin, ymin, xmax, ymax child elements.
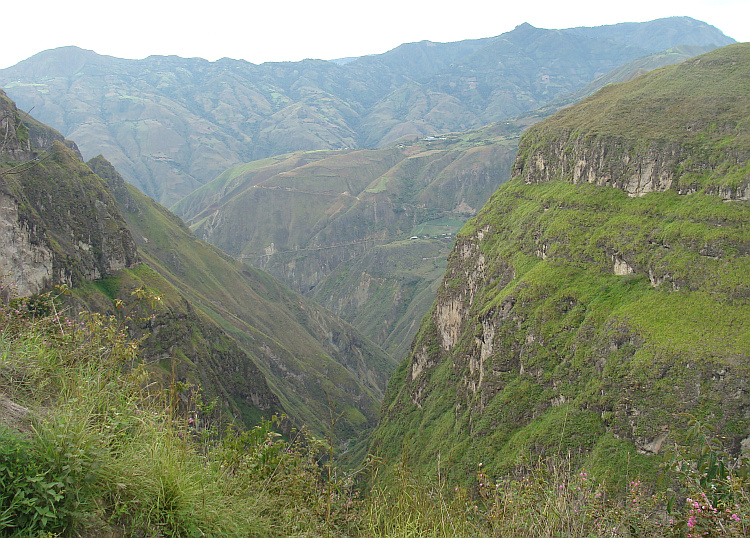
<box><xmin>0</xmin><ymin>428</ymin><xmax>66</xmax><ymax>535</ymax></box>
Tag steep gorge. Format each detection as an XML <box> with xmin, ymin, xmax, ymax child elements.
<box><xmin>0</xmin><ymin>89</ymin><xmax>393</xmax><ymax>445</ymax></box>
<box><xmin>171</xmin><ymin>37</ymin><xmax>726</xmax><ymax>364</ymax></box>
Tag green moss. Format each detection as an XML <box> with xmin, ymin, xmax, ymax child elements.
<box><xmin>92</xmin><ymin>276</ymin><xmax>121</xmax><ymax>300</ymax></box>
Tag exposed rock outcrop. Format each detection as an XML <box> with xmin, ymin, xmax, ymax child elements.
<box><xmin>1</xmin><ymin>91</ymin><xmax>139</xmax><ymax>295</ymax></box>
<box><xmin>0</xmin><ymin>393</ymin><xmax>32</xmax><ymax>433</ymax></box>
<box><xmin>514</xmin><ymin>135</ymin><xmax>750</xmax><ymax>200</ymax></box>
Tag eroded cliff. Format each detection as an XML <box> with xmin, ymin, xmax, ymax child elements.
<box><xmin>1</xmin><ymin>89</ymin><xmax>138</xmax><ymax>296</ymax></box>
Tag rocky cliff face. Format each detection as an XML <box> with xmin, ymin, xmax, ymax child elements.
<box><xmin>515</xmin><ymin>133</ymin><xmax>749</xmax><ymax>200</ymax></box>
<box><xmin>0</xmin><ymin>89</ymin><xmax>138</xmax><ymax>296</ymax></box>
<box><xmin>1</xmin><ymin>89</ymin><xmax>283</xmax><ymax>430</ymax></box>
<box><xmin>371</xmin><ymin>44</ymin><xmax>750</xmax><ymax>484</ymax></box>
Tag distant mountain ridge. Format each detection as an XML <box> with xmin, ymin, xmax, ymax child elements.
<box><xmin>0</xmin><ymin>17</ymin><xmax>734</xmax><ymax>205</ymax></box>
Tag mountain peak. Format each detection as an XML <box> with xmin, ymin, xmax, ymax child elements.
<box><xmin>13</xmin><ymin>46</ymin><xmax>113</xmax><ymax>77</ymax></box>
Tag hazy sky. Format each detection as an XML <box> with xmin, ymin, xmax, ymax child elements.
<box><xmin>1</xmin><ymin>0</ymin><xmax>747</xmax><ymax>70</ymax></box>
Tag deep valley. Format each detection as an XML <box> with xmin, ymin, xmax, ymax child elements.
<box><xmin>0</xmin><ymin>16</ymin><xmax>748</xmax><ymax>537</ymax></box>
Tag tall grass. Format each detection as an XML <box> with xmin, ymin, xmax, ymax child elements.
<box><xmin>0</xmin><ymin>288</ymin><xmax>350</xmax><ymax>536</ymax></box>
<box><xmin>1</xmin><ymin>286</ymin><xmax>748</xmax><ymax>536</ymax></box>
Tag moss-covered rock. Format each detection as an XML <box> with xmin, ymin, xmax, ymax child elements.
<box><xmin>1</xmin><ymin>92</ymin><xmax>139</xmax><ymax>295</ymax></box>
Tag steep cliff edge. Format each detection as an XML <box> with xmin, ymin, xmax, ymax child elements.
<box><xmin>0</xmin><ymin>89</ymin><xmax>138</xmax><ymax>296</ymax></box>
<box><xmin>371</xmin><ymin>44</ymin><xmax>750</xmax><ymax>484</ymax></box>
<box><xmin>514</xmin><ymin>43</ymin><xmax>749</xmax><ymax>199</ymax></box>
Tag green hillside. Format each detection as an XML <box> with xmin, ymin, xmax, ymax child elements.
<box><xmin>371</xmin><ymin>43</ymin><xmax>750</xmax><ymax>487</ymax></box>
<box><xmin>0</xmin><ymin>89</ymin><xmax>283</xmax><ymax>429</ymax></box>
<box><xmin>87</xmin><ymin>156</ymin><xmax>395</xmax><ymax>442</ymax></box>
<box><xmin>2</xmin><ymin>36</ymin><xmax>750</xmax><ymax>538</ymax></box>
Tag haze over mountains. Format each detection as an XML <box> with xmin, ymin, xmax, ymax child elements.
<box><xmin>0</xmin><ymin>17</ymin><xmax>734</xmax><ymax>206</ymax></box>
<box><xmin>172</xmin><ymin>124</ymin><xmax>522</xmax><ymax>360</ymax></box>
<box><xmin>0</xmin><ymin>15</ymin><xmax>737</xmax><ymax>389</ymax></box>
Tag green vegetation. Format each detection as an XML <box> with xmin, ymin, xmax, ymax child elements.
<box><xmin>374</xmin><ymin>175</ymin><xmax>750</xmax><ymax>485</ymax></box>
<box><xmin>516</xmin><ymin>43</ymin><xmax>750</xmax><ymax>198</ymax></box>
<box><xmin>372</xmin><ymin>43</ymin><xmax>750</xmax><ymax>505</ymax></box>
<box><xmin>411</xmin><ymin>217</ymin><xmax>463</xmax><ymax>237</ymax></box>
<box><xmin>310</xmin><ymin>239</ymin><xmax>450</xmax><ymax>359</ymax></box>
<box><xmin>3</xmin><ymin>29</ymin><xmax>750</xmax><ymax>538</ymax></box>
<box><xmin>527</xmin><ymin>43</ymin><xmax>750</xmax><ymax>146</ymax></box>
<box><xmin>2</xmin><ymin>290</ymin><xmax>748</xmax><ymax>536</ymax></box>
<box><xmin>165</xmin><ymin>43</ymin><xmax>731</xmax><ymax>366</ymax></box>
<box><xmin>0</xmin><ymin>290</ymin><xmax>360</xmax><ymax>536</ymax></box>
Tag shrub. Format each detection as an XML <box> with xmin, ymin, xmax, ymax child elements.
<box><xmin>0</xmin><ymin>428</ymin><xmax>66</xmax><ymax>535</ymax></box>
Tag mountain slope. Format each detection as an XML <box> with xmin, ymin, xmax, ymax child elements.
<box><xmin>0</xmin><ymin>17</ymin><xmax>732</xmax><ymax>205</ymax></box>
<box><xmin>2</xmin><ymin>88</ymin><xmax>394</xmax><ymax>444</ymax></box>
<box><xmin>87</xmin><ymin>156</ymin><xmax>396</xmax><ymax>441</ymax></box>
<box><xmin>173</xmin><ymin>125</ymin><xmax>521</xmax><ymax>357</ymax></box>
<box><xmin>370</xmin><ymin>43</ymin><xmax>750</xmax><ymax>485</ymax></box>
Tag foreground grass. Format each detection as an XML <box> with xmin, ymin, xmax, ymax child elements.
<box><xmin>0</xmin><ymin>289</ymin><xmax>748</xmax><ymax>536</ymax></box>
<box><xmin>0</xmin><ymin>289</ymin><xmax>349</xmax><ymax>537</ymax></box>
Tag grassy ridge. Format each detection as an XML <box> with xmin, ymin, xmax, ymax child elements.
<box><xmin>372</xmin><ymin>44</ymin><xmax>750</xmax><ymax>492</ymax></box>
<box><xmin>515</xmin><ymin>44</ymin><xmax>750</xmax><ymax>199</ymax></box>
<box><xmin>531</xmin><ymin>43</ymin><xmax>750</xmax><ymax>145</ymax></box>
<box><xmin>0</xmin><ymin>297</ymin><xmax>355</xmax><ymax>536</ymax></box>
